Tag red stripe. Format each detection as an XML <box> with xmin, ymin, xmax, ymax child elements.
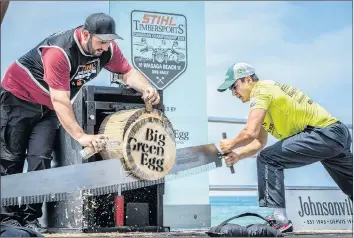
<box><xmin>114</xmin><ymin>195</ymin><xmax>124</xmax><ymax>226</ymax></box>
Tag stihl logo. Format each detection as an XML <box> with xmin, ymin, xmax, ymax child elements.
<box><xmin>72</xmin><ymin>59</ymin><xmax>99</xmax><ymax>81</ymax></box>
<box><xmin>141</xmin><ymin>14</ymin><xmax>176</xmax><ymax>26</ymax></box>
<box><xmin>83</xmin><ymin>64</ymin><xmax>95</xmax><ymax>71</ymax></box>
<box><xmin>131</xmin><ymin>10</ymin><xmax>188</xmax><ymax>90</ymax></box>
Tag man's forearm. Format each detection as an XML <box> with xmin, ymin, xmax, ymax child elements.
<box><xmin>124</xmin><ymin>69</ymin><xmax>152</xmax><ymax>93</ymax></box>
<box><xmin>52</xmin><ymin>97</ymin><xmax>84</xmax><ymax>141</ymax></box>
<box><xmin>230</xmin><ymin>128</ymin><xmax>256</xmax><ymax>150</ymax></box>
<box><xmin>237</xmin><ymin>139</ymin><xmax>265</xmax><ymax>160</ymax></box>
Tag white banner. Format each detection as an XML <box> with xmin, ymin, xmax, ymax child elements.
<box><xmin>109</xmin><ymin>0</ymin><xmax>209</xmax><ymax>207</ymax></box>
<box><xmin>285</xmin><ymin>189</ymin><xmax>353</xmax><ymax>230</ymax></box>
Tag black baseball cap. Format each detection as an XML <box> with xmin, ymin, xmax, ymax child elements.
<box><xmin>84</xmin><ymin>13</ymin><xmax>123</xmax><ymax>41</ymax></box>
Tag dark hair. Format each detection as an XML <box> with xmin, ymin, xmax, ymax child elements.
<box><xmin>239</xmin><ymin>73</ymin><xmax>259</xmax><ymax>82</ymax></box>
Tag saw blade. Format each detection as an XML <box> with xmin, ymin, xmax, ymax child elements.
<box><xmin>1</xmin><ymin>144</ymin><xmax>221</xmax><ymax>206</ymax></box>
<box><xmin>166</xmin><ymin>143</ymin><xmax>223</xmax><ymax>181</ymax></box>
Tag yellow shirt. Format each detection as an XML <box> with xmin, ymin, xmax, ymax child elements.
<box><xmin>249</xmin><ymin>80</ymin><xmax>339</xmax><ymax>140</ymax></box>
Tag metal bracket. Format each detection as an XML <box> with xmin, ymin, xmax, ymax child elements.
<box><xmin>86</xmin><ymin>101</ymin><xmax>97</xmax><ymax>130</ymax></box>
<box><xmin>94</xmin><ymin>101</ymin><xmax>145</xmax><ymax>111</ymax></box>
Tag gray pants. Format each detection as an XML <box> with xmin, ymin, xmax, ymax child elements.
<box><xmin>257</xmin><ymin>122</ymin><xmax>353</xmax><ymax>208</ymax></box>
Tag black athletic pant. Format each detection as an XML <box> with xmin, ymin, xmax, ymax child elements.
<box><xmin>0</xmin><ymin>88</ymin><xmax>59</xmax><ymax>224</ymax></box>
<box><xmin>257</xmin><ymin>122</ymin><xmax>353</xmax><ymax>208</ymax></box>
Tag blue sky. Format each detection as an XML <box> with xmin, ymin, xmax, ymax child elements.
<box><xmin>1</xmin><ymin>1</ymin><xmax>352</xmax><ymax>191</ymax></box>
<box><xmin>283</xmin><ymin>1</ymin><xmax>352</xmax><ymax>43</ymax></box>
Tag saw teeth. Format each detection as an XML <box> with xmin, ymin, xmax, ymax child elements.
<box><xmin>2</xmin><ymin>162</ymin><xmax>219</xmax><ymax>206</ymax></box>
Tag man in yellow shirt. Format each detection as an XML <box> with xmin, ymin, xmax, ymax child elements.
<box><xmin>217</xmin><ymin>63</ymin><xmax>353</xmax><ymax>233</ymax></box>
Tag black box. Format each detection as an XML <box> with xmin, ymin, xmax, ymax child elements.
<box><xmin>126</xmin><ymin>203</ymin><xmax>149</xmax><ymax>227</ymax></box>
<box><xmin>45</xmin><ymin>84</ymin><xmax>166</xmax><ymax>233</ymax></box>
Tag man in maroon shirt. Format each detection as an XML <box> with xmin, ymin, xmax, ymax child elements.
<box><xmin>0</xmin><ymin>0</ymin><xmax>10</xmax><ymax>25</ymax></box>
<box><xmin>0</xmin><ymin>13</ymin><xmax>160</xmax><ymax>233</ymax></box>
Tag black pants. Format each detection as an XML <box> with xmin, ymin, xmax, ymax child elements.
<box><xmin>0</xmin><ymin>88</ymin><xmax>59</xmax><ymax>224</ymax></box>
<box><xmin>257</xmin><ymin>122</ymin><xmax>353</xmax><ymax>208</ymax></box>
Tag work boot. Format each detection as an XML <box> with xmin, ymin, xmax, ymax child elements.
<box><xmin>265</xmin><ymin>214</ymin><xmax>293</xmax><ymax>233</ymax></box>
<box><xmin>24</xmin><ymin>219</ymin><xmax>48</xmax><ymax>233</ymax></box>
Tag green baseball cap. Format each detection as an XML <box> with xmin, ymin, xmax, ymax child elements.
<box><xmin>217</xmin><ymin>63</ymin><xmax>255</xmax><ymax>92</ymax></box>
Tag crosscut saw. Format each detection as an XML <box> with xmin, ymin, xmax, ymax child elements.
<box><xmin>1</xmin><ymin>143</ymin><xmax>223</xmax><ymax>206</ymax></box>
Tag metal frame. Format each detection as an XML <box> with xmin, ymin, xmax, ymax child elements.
<box><xmin>209</xmin><ymin>185</ymin><xmax>341</xmax><ymax>192</ymax></box>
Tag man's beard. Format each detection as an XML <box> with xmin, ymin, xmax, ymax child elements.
<box><xmin>85</xmin><ymin>36</ymin><xmax>102</xmax><ymax>56</ymax></box>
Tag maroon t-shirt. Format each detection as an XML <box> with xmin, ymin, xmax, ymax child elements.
<box><xmin>1</xmin><ymin>27</ymin><xmax>132</xmax><ymax>110</ymax></box>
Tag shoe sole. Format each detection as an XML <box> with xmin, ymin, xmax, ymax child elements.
<box><xmin>279</xmin><ymin>222</ymin><xmax>293</xmax><ymax>233</ymax></box>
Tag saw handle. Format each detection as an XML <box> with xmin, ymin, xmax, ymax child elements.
<box><xmin>145</xmin><ymin>102</ymin><xmax>152</xmax><ymax>113</ymax></box>
<box><xmin>222</xmin><ymin>132</ymin><xmax>235</xmax><ymax>174</ymax></box>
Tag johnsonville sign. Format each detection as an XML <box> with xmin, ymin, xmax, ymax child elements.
<box><xmin>285</xmin><ymin>190</ymin><xmax>353</xmax><ymax>230</ymax></box>
<box><xmin>298</xmin><ymin>196</ymin><xmax>353</xmax><ymax>217</ymax></box>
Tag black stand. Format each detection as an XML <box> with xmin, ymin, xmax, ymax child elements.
<box><xmin>46</xmin><ymin>84</ymin><xmax>169</xmax><ymax>233</ymax></box>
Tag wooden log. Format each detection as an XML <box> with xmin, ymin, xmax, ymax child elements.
<box><xmin>85</xmin><ymin>108</ymin><xmax>176</xmax><ymax>180</ymax></box>
<box><xmin>122</xmin><ymin>116</ymin><xmax>176</xmax><ymax>180</ymax></box>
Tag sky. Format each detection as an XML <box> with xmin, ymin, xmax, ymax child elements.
<box><xmin>0</xmin><ymin>1</ymin><xmax>353</xmax><ymax>195</ymax></box>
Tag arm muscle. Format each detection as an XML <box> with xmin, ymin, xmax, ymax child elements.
<box><xmin>230</xmin><ymin>108</ymin><xmax>267</xmax><ymax>149</ymax></box>
<box><xmin>49</xmin><ymin>88</ymin><xmax>84</xmax><ymax>140</ymax></box>
<box><xmin>237</xmin><ymin>127</ymin><xmax>268</xmax><ymax>160</ymax></box>
<box><xmin>42</xmin><ymin>47</ymin><xmax>84</xmax><ymax>140</ymax></box>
